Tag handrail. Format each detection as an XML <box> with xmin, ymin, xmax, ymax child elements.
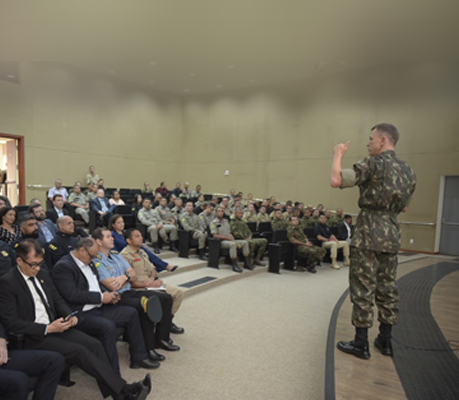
<box><xmin>27</xmin><ymin>184</ymin><xmax>53</xmax><ymax>189</ymax></box>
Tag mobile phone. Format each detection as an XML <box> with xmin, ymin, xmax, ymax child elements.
<box><xmin>64</xmin><ymin>311</ymin><xmax>78</xmax><ymax>322</ymax></box>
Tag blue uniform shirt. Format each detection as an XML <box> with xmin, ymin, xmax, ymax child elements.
<box><xmin>95</xmin><ymin>250</ymin><xmax>131</xmax><ymax>293</ymax></box>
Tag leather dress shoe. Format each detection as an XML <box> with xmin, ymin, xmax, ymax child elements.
<box><xmin>158</xmin><ymin>339</ymin><xmax>180</xmax><ymax>351</ymax></box>
<box><xmin>231</xmin><ymin>260</ymin><xmax>243</xmax><ymax>273</ymax></box>
<box><xmin>130</xmin><ymin>359</ymin><xmax>160</xmax><ymax>369</ymax></box>
<box><xmin>337</xmin><ymin>340</ymin><xmax>370</xmax><ymax>359</ymax></box>
<box><xmin>148</xmin><ymin>349</ymin><xmax>165</xmax><ymax>362</ymax></box>
<box><xmin>170</xmin><ymin>322</ymin><xmax>185</xmax><ymax>334</ymax></box>
<box><xmin>154</xmin><ymin>246</ymin><xmax>161</xmax><ymax>254</ymax></box>
<box><xmin>374</xmin><ymin>337</ymin><xmax>393</xmax><ymax>356</ymax></box>
<box><xmin>142</xmin><ymin>373</ymin><xmax>152</xmax><ymax>394</ymax></box>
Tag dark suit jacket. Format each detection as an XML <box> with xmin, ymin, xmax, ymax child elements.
<box><xmin>0</xmin><ymin>268</ymin><xmax>72</xmax><ymax>343</ymax></box>
<box><xmin>90</xmin><ymin>197</ymin><xmax>116</xmax><ymax>214</ymax></box>
<box><xmin>52</xmin><ymin>254</ymin><xmax>104</xmax><ymax>313</ymax></box>
<box><xmin>46</xmin><ymin>208</ymin><xmax>69</xmax><ymax>224</ymax></box>
<box><xmin>37</xmin><ymin>219</ymin><xmax>58</xmax><ymax>247</ymax></box>
<box><xmin>337</xmin><ymin>221</ymin><xmax>352</xmax><ymax>241</ymax></box>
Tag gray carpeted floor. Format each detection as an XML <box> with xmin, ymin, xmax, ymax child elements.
<box><xmin>55</xmin><ymin>264</ymin><xmax>351</xmax><ymax>400</ymax></box>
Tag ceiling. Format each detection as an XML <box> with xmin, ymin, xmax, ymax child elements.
<box><xmin>1</xmin><ymin>0</ymin><xmax>458</xmax><ymax>95</ymax></box>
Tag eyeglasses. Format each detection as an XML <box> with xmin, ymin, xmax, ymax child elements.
<box><xmin>20</xmin><ymin>258</ymin><xmax>43</xmax><ymax>269</ymax></box>
<box><xmin>84</xmin><ymin>247</ymin><xmax>97</xmax><ymax>260</ymax></box>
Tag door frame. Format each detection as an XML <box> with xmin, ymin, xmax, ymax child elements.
<box><xmin>0</xmin><ymin>133</ymin><xmax>25</xmax><ymax>205</ymax></box>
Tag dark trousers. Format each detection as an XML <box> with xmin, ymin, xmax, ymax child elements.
<box><xmin>0</xmin><ymin>349</ymin><xmax>64</xmax><ymax>400</ymax></box>
<box><xmin>25</xmin><ymin>328</ymin><xmax>125</xmax><ymax>398</ymax></box>
<box><xmin>76</xmin><ymin>304</ymin><xmax>147</xmax><ymax>374</ymax></box>
<box><xmin>119</xmin><ymin>290</ymin><xmax>173</xmax><ymax>350</ymax></box>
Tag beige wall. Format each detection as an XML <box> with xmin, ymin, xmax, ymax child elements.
<box><xmin>0</xmin><ymin>62</ymin><xmax>183</xmax><ymax>203</ymax></box>
<box><xmin>181</xmin><ymin>62</ymin><xmax>459</xmax><ymax>252</ymax></box>
<box><xmin>0</xmin><ymin>61</ymin><xmax>458</xmax><ymax>252</ymax></box>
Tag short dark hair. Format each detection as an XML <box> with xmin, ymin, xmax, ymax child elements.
<box><xmin>52</xmin><ymin>194</ymin><xmax>63</xmax><ymax>201</ymax></box>
<box><xmin>74</xmin><ymin>238</ymin><xmax>96</xmax><ymax>251</ymax></box>
<box><xmin>124</xmin><ymin>228</ymin><xmax>139</xmax><ymax>240</ymax></box>
<box><xmin>29</xmin><ymin>203</ymin><xmax>42</xmax><ymax>214</ymax></box>
<box><xmin>371</xmin><ymin>123</ymin><xmax>399</xmax><ymax>145</ymax></box>
<box><xmin>0</xmin><ymin>206</ymin><xmax>16</xmax><ymax>224</ymax></box>
<box><xmin>15</xmin><ymin>239</ymin><xmax>43</xmax><ymax>260</ymax></box>
<box><xmin>344</xmin><ymin>214</ymin><xmax>352</xmax><ymax>219</ymax></box>
<box><xmin>18</xmin><ymin>214</ymin><xmax>36</xmax><ymax>227</ymax></box>
<box><xmin>91</xmin><ymin>227</ymin><xmax>109</xmax><ymax>241</ymax></box>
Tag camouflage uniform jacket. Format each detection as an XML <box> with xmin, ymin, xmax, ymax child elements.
<box><xmin>271</xmin><ymin>218</ymin><xmax>288</xmax><ymax>230</ymax></box>
<box><xmin>287</xmin><ymin>226</ymin><xmax>308</xmax><ymax>244</ymax></box>
<box><xmin>256</xmin><ymin>213</ymin><xmax>271</xmax><ymax>223</ymax></box>
<box><xmin>230</xmin><ymin>218</ymin><xmax>252</xmax><ymax>240</ymax></box>
<box><xmin>242</xmin><ymin>211</ymin><xmax>258</xmax><ymax>223</ymax></box>
<box><xmin>181</xmin><ymin>212</ymin><xmax>204</xmax><ymax>233</ymax></box>
<box><xmin>341</xmin><ymin>150</ymin><xmax>416</xmax><ymax>253</ymax></box>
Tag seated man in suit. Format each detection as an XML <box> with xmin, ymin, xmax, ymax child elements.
<box><xmin>47</xmin><ymin>179</ymin><xmax>69</xmax><ymax>204</ymax></box>
<box><xmin>90</xmin><ymin>188</ymin><xmax>116</xmax><ymax>226</ymax></box>
<box><xmin>46</xmin><ymin>194</ymin><xmax>67</xmax><ymax>224</ymax></box>
<box><xmin>29</xmin><ymin>204</ymin><xmax>58</xmax><ymax>246</ymax></box>
<box><xmin>314</xmin><ymin>214</ymin><xmax>350</xmax><ymax>270</ymax></box>
<box><xmin>52</xmin><ymin>238</ymin><xmax>159</xmax><ymax>373</ymax></box>
<box><xmin>92</xmin><ymin>228</ymin><xmax>175</xmax><ymax>362</ymax></box>
<box><xmin>0</xmin><ymin>320</ymin><xmax>65</xmax><ymax>400</ymax></box>
<box><xmin>336</xmin><ymin>214</ymin><xmax>353</xmax><ymax>244</ymax></box>
<box><xmin>0</xmin><ymin>240</ymin><xmax>15</xmax><ymax>277</ymax></box>
<box><xmin>0</xmin><ymin>239</ymin><xmax>151</xmax><ymax>400</ymax></box>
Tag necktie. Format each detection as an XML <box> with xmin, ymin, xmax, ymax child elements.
<box><xmin>29</xmin><ymin>277</ymin><xmax>55</xmax><ymax>322</ymax></box>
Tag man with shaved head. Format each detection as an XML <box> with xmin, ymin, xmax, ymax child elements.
<box><xmin>45</xmin><ymin>216</ymin><xmax>79</xmax><ymax>270</ymax></box>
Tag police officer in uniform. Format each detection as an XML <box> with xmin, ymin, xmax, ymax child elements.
<box><xmin>331</xmin><ymin>123</ymin><xmax>416</xmax><ymax>359</ymax></box>
<box><xmin>180</xmin><ymin>201</ymin><xmax>208</xmax><ymax>260</ymax></box>
<box><xmin>45</xmin><ymin>216</ymin><xmax>79</xmax><ymax>270</ymax></box>
<box><xmin>288</xmin><ymin>216</ymin><xmax>326</xmax><ymax>273</ymax></box>
<box><xmin>210</xmin><ymin>207</ymin><xmax>251</xmax><ymax>273</ymax></box>
<box><xmin>230</xmin><ymin>208</ymin><xmax>267</xmax><ymax>267</ymax></box>
<box><xmin>138</xmin><ymin>198</ymin><xmax>164</xmax><ymax>254</ymax></box>
<box><xmin>154</xmin><ymin>198</ymin><xmax>179</xmax><ymax>252</ymax></box>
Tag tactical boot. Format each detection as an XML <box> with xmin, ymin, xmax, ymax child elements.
<box><xmin>343</xmin><ymin>256</ymin><xmax>350</xmax><ymax>266</ymax></box>
<box><xmin>243</xmin><ymin>256</ymin><xmax>254</xmax><ymax>270</ymax></box>
<box><xmin>331</xmin><ymin>258</ymin><xmax>340</xmax><ymax>269</ymax></box>
<box><xmin>198</xmin><ymin>248</ymin><xmax>208</xmax><ymax>261</ymax></box>
<box><xmin>231</xmin><ymin>259</ymin><xmax>243</xmax><ymax>273</ymax></box>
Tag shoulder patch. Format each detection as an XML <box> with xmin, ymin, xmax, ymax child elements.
<box><xmin>49</xmin><ymin>244</ymin><xmax>57</xmax><ymax>251</ymax></box>
<box><xmin>95</xmin><ymin>254</ymin><xmax>102</xmax><ymax>260</ymax></box>
<box><xmin>1</xmin><ymin>250</ymin><xmax>8</xmax><ymax>257</ymax></box>
<box><xmin>110</xmin><ymin>250</ymin><xmax>119</xmax><ymax>254</ymax></box>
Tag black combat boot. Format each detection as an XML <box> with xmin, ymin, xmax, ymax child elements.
<box><xmin>374</xmin><ymin>323</ymin><xmax>393</xmax><ymax>356</ymax></box>
<box><xmin>337</xmin><ymin>327</ymin><xmax>370</xmax><ymax>359</ymax></box>
<box><xmin>243</xmin><ymin>256</ymin><xmax>254</xmax><ymax>270</ymax></box>
<box><xmin>231</xmin><ymin>259</ymin><xmax>242</xmax><ymax>273</ymax></box>
<box><xmin>198</xmin><ymin>248</ymin><xmax>208</xmax><ymax>261</ymax></box>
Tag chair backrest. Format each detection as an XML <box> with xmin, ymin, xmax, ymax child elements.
<box><xmin>329</xmin><ymin>226</ymin><xmax>339</xmax><ymax>237</ymax></box>
<box><xmin>114</xmin><ymin>205</ymin><xmax>131</xmax><ymax>215</ymax></box>
<box><xmin>272</xmin><ymin>229</ymin><xmax>288</xmax><ymax>243</ymax></box>
<box><xmin>247</xmin><ymin>221</ymin><xmax>257</xmax><ymax>233</ymax></box>
<box><xmin>258</xmin><ymin>221</ymin><xmax>272</xmax><ymax>233</ymax></box>
<box><xmin>119</xmin><ymin>188</ymin><xmax>130</xmax><ymax>196</ymax></box>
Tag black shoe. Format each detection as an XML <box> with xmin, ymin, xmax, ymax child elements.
<box><xmin>148</xmin><ymin>349</ymin><xmax>165</xmax><ymax>362</ymax></box>
<box><xmin>306</xmin><ymin>266</ymin><xmax>317</xmax><ymax>273</ymax></box>
<box><xmin>170</xmin><ymin>322</ymin><xmax>185</xmax><ymax>334</ymax></box>
<box><xmin>158</xmin><ymin>339</ymin><xmax>180</xmax><ymax>351</ymax></box>
<box><xmin>337</xmin><ymin>340</ymin><xmax>370</xmax><ymax>359</ymax></box>
<box><xmin>374</xmin><ymin>337</ymin><xmax>393</xmax><ymax>356</ymax></box>
<box><xmin>142</xmin><ymin>373</ymin><xmax>152</xmax><ymax>394</ymax></box>
<box><xmin>154</xmin><ymin>245</ymin><xmax>161</xmax><ymax>254</ymax></box>
<box><xmin>243</xmin><ymin>257</ymin><xmax>254</xmax><ymax>270</ymax></box>
<box><xmin>126</xmin><ymin>384</ymin><xmax>149</xmax><ymax>400</ymax></box>
<box><xmin>130</xmin><ymin>359</ymin><xmax>160</xmax><ymax>369</ymax></box>
<box><xmin>232</xmin><ymin>260</ymin><xmax>243</xmax><ymax>273</ymax></box>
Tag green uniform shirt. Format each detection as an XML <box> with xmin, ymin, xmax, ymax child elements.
<box><xmin>230</xmin><ymin>218</ymin><xmax>252</xmax><ymax>240</ymax></box>
<box><xmin>341</xmin><ymin>150</ymin><xmax>416</xmax><ymax>252</ymax></box>
<box><xmin>287</xmin><ymin>226</ymin><xmax>308</xmax><ymax>243</ymax></box>
<box><xmin>271</xmin><ymin>218</ymin><xmax>288</xmax><ymax>230</ymax></box>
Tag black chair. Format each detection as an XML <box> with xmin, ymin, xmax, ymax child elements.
<box><xmin>268</xmin><ymin>229</ymin><xmax>294</xmax><ymax>274</ymax></box>
<box><xmin>258</xmin><ymin>221</ymin><xmax>273</xmax><ymax>242</ymax></box>
<box><xmin>114</xmin><ymin>205</ymin><xmax>131</xmax><ymax>215</ymax></box>
<box><xmin>178</xmin><ymin>229</ymin><xmax>200</xmax><ymax>259</ymax></box>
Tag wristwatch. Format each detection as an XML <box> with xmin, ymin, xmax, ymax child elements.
<box><xmin>125</xmin><ymin>272</ymin><xmax>131</xmax><ymax>282</ymax></box>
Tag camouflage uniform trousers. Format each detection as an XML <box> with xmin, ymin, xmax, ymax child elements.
<box><xmin>349</xmin><ymin>247</ymin><xmax>399</xmax><ymax>328</ymax></box>
<box><xmin>247</xmin><ymin>238</ymin><xmax>268</xmax><ymax>261</ymax></box>
<box><xmin>296</xmin><ymin>244</ymin><xmax>326</xmax><ymax>264</ymax></box>
<box><xmin>220</xmin><ymin>240</ymin><xmax>249</xmax><ymax>259</ymax></box>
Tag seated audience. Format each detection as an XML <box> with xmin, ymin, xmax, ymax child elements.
<box><xmin>138</xmin><ymin>198</ymin><xmax>168</xmax><ymax>254</ymax></box>
<box><xmin>90</xmin><ymin>188</ymin><xmax>116</xmax><ymax>226</ymax></box>
<box><xmin>86</xmin><ymin>165</ymin><xmax>99</xmax><ymax>185</ymax></box>
<box><xmin>256</xmin><ymin>205</ymin><xmax>271</xmax><ymax>223</ymax></box>
<box><xmin>283</xmin><ymin>204</ymin><xmax>294</xmax><ymax>221</ymax></box>
<box><xmin>0</xmin><ymin>240</ymin><xmax>15</xmax><ymax>277</ymax></box>
<box><xmin>301</xmin><ymin>208</ymin><xmax>316</xmax><ymax>228</ymax></box>
<box><xmin>29</xmin><ymin>204</ymin><xmax>58</xmax><ymax>246</ymax></box>
<box><xmin>121</xmin><ymin>229</ymin><xmax>184</xmax><ymax>341</ymax></box>
<box><xmin>52</xmin><ymin>238</ymin><xmax>159</xmax><ymax>372</ymax></box>
<box><xmin>337</xmin><ymin>214</ymin><xmax>353</xmax><ymax>244</ymax></box>
<box><xmin>154</xmin><ymin>199</ymin><xmax>179</xmax><ymax>252</ymax></box>
<box><xmin>210</xmin><ymin>207</ymin><xmax>250</xmax><ymax>273</ymax></box>
<box><xmin>288</xmin><ymin>216</ymin><xmax>326</xmax><ymax>273</ymax></box>
<box><xmin>86</xmin><ymin>183</ymin><xmax>98</xmax><ymax>202</ymax></box>
<box><xmin>193</xmin><ymin>199</ymin><xmax>207</xmax><ymax>215</ymax></box>
<box><xmin>314</xmin><ymin>214</ymin><xmax>350</xmax><ymax>269</ymax></box>
<box><xmin>230</xmin><ymin>208</ymin><xmax>267</xmax><ymax>267</ymax></box>
<box><xmin>68</xmin><ymin>183</ymin><xmax>90</xmax><ymax>224</ymax></box>
<box><xmin>46</xmin><ymin>194</ymin><xmax>68</xmax><ymax>223</ymax></box>
<box><xmin>179</xmin><ymin>188</ymin><xmax>190</xmax><ymax>201</ymax></box>
<box><xmin>97</xmin><ymin>179</ymin><xmax>105</xmax><ymax>191</ymax></box>
<box><xmin>171</xmin><ymin>182</ymin><xmax>182</xmax><ymax>197</ymax></box>
<box><xmin>329</xmin><ymin>208</ymin><xmax>345</xmax><ymax>226</ymax></box>
<box><xmin>0</xmin><ymin>320</ymin><xmax>65</xmax><ymax>400</ymax></box>
<box><xmin>109</xmin><ymin>215</ymin><xmax>177</xmax><ymax>273</ymax></box>
<box><xmin>199</xmin><ymin>202</ymin><xmax>216</xmax><ymax>230</ymax></box>
<box><xmin>167</xmin><ymin>194</ymin><xmax>177</xmax><ymax>209</ymax></box>
<box><xmin>47</xmin><ymin>179</ymin><xmax>69</xmax><ymax>203</ymax></box>
<box><xmin>242</xmin><ymin>203</ymin><xmax>258</xmax><ymax>223</ymax></box>
<box><xmin>93</xmin><ymin>228</ymin><xmax>174</xmax><ymax>363</ymax></box>
<box><xmin>191</xmin><ymin>184</ymin><xmax>202</xmax><ymax>198</ymax></box>
<box><xmin>183</xmin><ymin>182</ymin><xmax>191</xmax><ymax>197</ymax></box>
<box><xmin>0</xmin><ymin>239</ymin><xmax>152</xmax><ymax>400</ymax></box>
<box><xmin>45</xmin><ymin>216</ymin><xmax>79</xmax><ymax>270</ymax></box>
<box><xmin>152</xmin><ymin>192</ymin><xmax>162</xmax><ymax>208</ymax></box>
<box><xmin>131</xmin><ymin>194</ymin><xmax>144</xmax><ymax>219</ymax></box>
<box><xmin>228</xmin><ymin>188</ymin><xmax>236</xmax><ymax>201</ymax></box>
<box><xmin>0</xmin><ymin>196</ymin><xmax>11</xmax><ymax>208</ymax></box>
<box><xmin>109</xmin><ymin>191</ymin><xmax>125</xmax><ymax>206</ymax></box>
<box><xmin>155</xmin><ymin>182</ymin><xmax>169</xmax><ymax>196</ymax></box>
<box><xmin>171</xmin><ymin>197</ymin><xmax>185</xmax><ymax>220</ymax></box>
<box><xmin>0</xmin><ymin>207</ymin><xmax>21</xmax><ymax>245</ymax></box>
<box><xmin>271</xmin><ymin>209</ymin><xmax>288</xmax><ymax>230</ymax></box>
<box><xmin>142</xmin><ymin>181</ymin><xmax>154</xmax><ymax>194</ymax></box>
<box><xmin>180</xmin><ymin>201</ymin><xmax>208</xmax><ymax>260</ymax></box>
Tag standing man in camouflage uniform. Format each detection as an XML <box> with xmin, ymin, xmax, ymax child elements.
<box><xmin>230</xmin><ymin>208</ymin><xmax>267</xmax><ymax>267</ymax></box>
<box><xmin>288</xmin><ymin>216</ymin><xmax>326</xmax><ymax>273</ymax></box>
<box><xmin>181</xmin><ymin>201</ymin><xmax>208</xmax><ymax>261</ymax></box>
<box><xmin>331</xmin><ymin>123</ymin><xmax>416</xmax><ymax>359</ymax></box>
<box><xmin>210</xmin><ymin>207</ymin><xmax>251</xmax><ymax>273</ymax></box>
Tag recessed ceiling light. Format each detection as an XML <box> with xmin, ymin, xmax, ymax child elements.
<box><xmin>149</xmin><ymin>61</ymin><xmax>156</xmax><ymax>66</ymax></box>
<box><xmin>190</xmin><ymin>73</ymin><xmax>196</xmax><ymax>77</ymax></box>
<box><xmin>228</xmin><ymin>64</ymin><xmax>234</xmax><ymax>69</ymax></box>
<box><xmin>7</xmin><ymin>75</ymin><xmax>15</xmax><ymax>79</ymax></box>
<box><xmin>184</xmin><ymin>88</ymin><xmax>190</xmax><ymax>92</ymax></box>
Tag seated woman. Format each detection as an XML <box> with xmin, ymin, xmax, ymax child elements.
<box><xmin>109</xmin><ymin>190</ymin><xmax>125</xmax><ymax>206</ymax></box>
<box><xmin>109</xmin><ymin>214</ymin><xmax>176</xmax><ymax>273</ymax></box>
<box><xmin>0</xmin><ymin>206</ymin><xmax>21</xmax><ymax>245</ymax></box>
<box><xmin>131</xmin><ymin>194</ymin><xmax>143</xmax><ymax>220</ymax></box>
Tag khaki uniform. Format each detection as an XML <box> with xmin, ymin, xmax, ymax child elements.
<box><xmin>86</xmin><ymin>191</ymin><xmax>98</xmax><ymax>202</ymax></box>
<box><xmin>181</xmin><ymin>212</ymin><xmax>207</xmax><ymax>249</ymax></box>
<box><xmin>230</xmin><ymin>218</ymin><xmax>267</xmax><ymax>262</ymax></box>
<box><xmin>86</xmin><ymin>172</ymin><xmax>100</xmax><ymax>185</ymax></box>
<box><xmin>138</xmin><ymin>207</ymin><xmax>178</xmax><ymax>244</ymax></box>
<box><xmin>199</xmin><ymin>211</ymin><xmax>215</xmax><ymax>230</ymax></box>
<box><xmin>242</xmin><ymin>211</ymin><xmax>258</xmax><ymax>223</ymax></box>
<box><xmin>210</xmin><ymin>217</ymin><xmax>249</xmax><ymax>259</ymax></box>
<box><xmin>121</xmin><ymin>245</ymin><xmax>183</xmax><ymax>315</ymax></box>
<box><xmin>155</xmin><ymin>205</ymin><xmax>179</xmax><ymax>243</ymax></box>
<box><xmin>68</xmin><ymin>192</ymin><xmax>90</xmax><ymax>224</ymax></box>
<box><xmin>283</xmin><ymin>212</ymin><xmax>293</xmax><ymax>222</ymax></box>
<box><xmin>171</xmin><ymin>206</ymin><xmax>185</xmax><ymax>221</ymax></box>
<box><xmin>287</xmin><ymin>226</ymin><xmax>326</xmax><ymax>264</ymax></box>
